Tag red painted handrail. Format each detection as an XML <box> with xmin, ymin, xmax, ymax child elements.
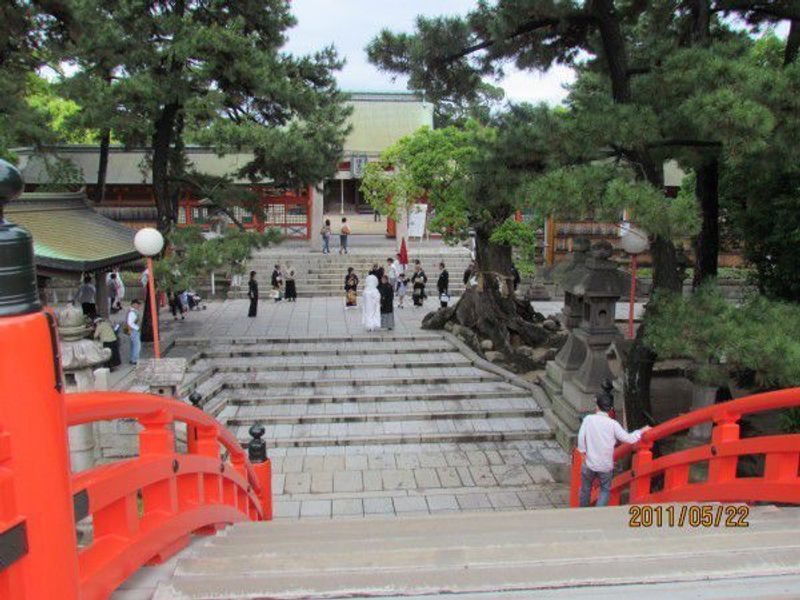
<box><xmin>570</xmin><ymin>387</ymin><xmax>800</xmax><ymax>507</ymax></box>
<box><xmin>64</xmin><ymin>392</ymin><xmax>271</xmax><ymax>599</ymax></box>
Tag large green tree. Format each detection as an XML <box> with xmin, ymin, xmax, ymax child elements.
<box><xmin>61</xmin><ymin>0</ymin><xmax>350</xmax><ymax>231</ymax></box>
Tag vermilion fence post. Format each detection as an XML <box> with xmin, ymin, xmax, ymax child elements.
<box><xmin>0</xmin><ymin>312</ymin><xmax>81</xmax><ymax>600</ymax></box>
<box><xmin>569</xmin><ymin>448</ymin><xmax>582</xmax><ymax>507</ymax></box>
<box><xmin>253</xmin><ymin>460</ymin><xmax>273</xmax><ymax>521</ymax></box>
<box><xmin>708</xmin><ymin>416</ymin><xmax>739</xmax><ymax>486</ymax></box>
<box><xmin>629</xmin><ymin>442</ymin><xmax>653</xmax><ymax>503</ymax></box>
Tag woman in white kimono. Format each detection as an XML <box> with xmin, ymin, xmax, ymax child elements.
<box><xmin>361</xmin><ymin>274</ymin><xmax>381</xmax><ymax>332</ymax></box>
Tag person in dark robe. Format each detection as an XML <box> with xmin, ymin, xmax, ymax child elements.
<box><xmin>378</xmin><ymin>275</ymin><xmax>395</xmax><ymax>330</ymax></box>
<box><xmin>284</xmin><ymin>266</ymin><xmax>297</xmax><ymax>301</ymax></box>
<box><xmin>248</xmin><ymin>271</ymin><xmax>259</xmax><ymax>317</ymax></box>
<box><xmin>344</xmin><ymin>267</ymin><xmax>359</xmax><ymax>308</ymax></box>
<box><xmin>411</xmin><ymin>263</ymin><xmax>427</xmax><ymax>307</ymax></box>
<box><xmin>437</xmin><ymin>262</ymin><xmax>450</xmax><ymax>307</ymax></box>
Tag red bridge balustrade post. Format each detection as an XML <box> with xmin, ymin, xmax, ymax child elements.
<box><xmin>0</xmin><ymin>159</ymin><xmax>81</xmax><ymax>599</ymax></box>
<box><xmin>569</xmin><ymin>448</ymin><xmax>583</xmax><ymax>507</ymax></box>
<box><xmin>248</xmin><ymin>425</ymin><xmax>272</xmax><ymax>520</ymax></box>
<box><xmin>708</xmin><ymin>414</ymin><xmax>740</xmax><ymax>487</ymax></box>
<box><xmin>629</xmin><ymin>441</ymin><xmax>654</xmax><ymax>503</ymax></box>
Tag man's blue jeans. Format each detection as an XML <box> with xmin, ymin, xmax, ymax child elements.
<box><xmin>322</xmin><ymin>234</ymin><xmax>330</xmax><ymax>254</ymax></box>
<box><xmin>579</xmin><ymin>463</ymin><xmax>613</xmax><ymax>507</ymax></box>
<box><xmin>130</xmin><ymin>330</ymin><xmax>141</xmax><ymax>364</ymax></box>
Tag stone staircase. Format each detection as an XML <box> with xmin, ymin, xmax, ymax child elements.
<box><xmin>173</xmin><ymin>332</ymin><xmax>569</xmax><ymax>519</ymax></box>
<box><xmin>143</xmin><ymin>505</ymin><xmax>800</xmax><ymax>599</ymax></box>
<box><xmin>229</xmin><ymin>247</ymin><xmax>473</xmax><ymax>298</ymax></box>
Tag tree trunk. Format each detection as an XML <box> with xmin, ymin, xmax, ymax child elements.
<box><xmin>589</xmin><ymin>0</ymin><xmax>631</xmax><ymax>103</ymax></box>
<box><xmin>692</xmin><ymin>158</ymin><xmax>719</xmax><ymax>288</ymax></box>
<box><xmin>786</xmin><ymin>18</ymin><xmax>800</xmax><ymax>66</ymax></box>
<box><xmin>151</xmin><ymin>102</ymin><xmax>179</xmax><ymax>233</ymax></box>
<box><xmin>624</xmin><ymin>324</ymin><xmax>656</xmax><ymax>429</ymax></box>
<box><xmin>422</xmin><ymin>226</ymin><xmax>550</xmax><ymax>370</ymax></box>
<box><xmin>93</xmin><ymin>128</ymin><xmax>111</xmax><ymax>204</ymax></box>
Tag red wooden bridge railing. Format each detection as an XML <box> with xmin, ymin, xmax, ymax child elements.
<box><xmin>570</xmin><ymin>387</ymin><xmax>800</xmax><ymax>507</ymax></box>
<box><xmin>0</xmin><ymin>311</ymin><xmax>271</xmax><ymax>600</ymax></box>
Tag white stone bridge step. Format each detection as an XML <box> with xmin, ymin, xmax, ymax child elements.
<box><xmin>151</xmin><ymin>505</ymin><xmax>800</xmax><ymax>600</ymax></box>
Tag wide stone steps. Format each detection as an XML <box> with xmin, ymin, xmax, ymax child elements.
<box><xmin>226</xmin><ymin>388</ymin><xmax>532</xmax><ymax>406</ymax></box>
<box><xmin>188</xmin><ymin>351</ymin><xmax>473</xmax><ymax>372</ymax></box>
<box><xmin>152</xmin><ymin>506</ymin><xmax>800</xmax><ymax>600</ymax></box>
<box><xmin>223</xmin><ymin>400</ymin><xmax>543</xmax><ymax>425</ymax></box>
<box><xmin>233</xmin><ymin>416</ymin><xmax>551</xmax><ymax>448</ymax></box>
<box><xmin>194</xmin><ymin>367</ymin><xmax>502</xmax><ymax>389</ymax></box>
<box><xmin>196</xmin><ymin>339</ymin><xmax>454</xmax><ymax>357</ymax></box>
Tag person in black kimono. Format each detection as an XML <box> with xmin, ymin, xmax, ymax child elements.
<box><xmin>248</xmin><ymin>271</ymin><xmax>259</xmax><ymax>317</ymax></box>
<box><xmin>437</xmin><ymin>262</ymin><xmax>450</xmax><ymax>307</ymax></box>
<box><xmin>378</xmin><ymin>275</ymin><xmax>394</xmax><ymax>330</ymax></box>
<box><xmin>411</xmin><ymin>263</ymin><xmax>427</xmax><ymax>307</ymax></box>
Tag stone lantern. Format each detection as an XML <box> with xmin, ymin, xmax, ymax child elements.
<box><xmin>561</xmin><ymin>241</ymin><xmax>624</xmax><ymax>415</ymax></box>
<box><xmin>56</xmin><ymin>303</ymin><xmax>111</xmax><ymax>472</ymax></box>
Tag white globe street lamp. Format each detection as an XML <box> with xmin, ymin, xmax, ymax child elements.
<box><xmin>619</xmin><ymin>222</ymin><xmax>649</xmax><ymax>339</ymax></box>
<box><xmin>133</xmin><ymin>227</ymin><xmax>165</xmax><ymax>257</ymax></box>
<box><xmin>134</xmin><ymin>227</ymin><xmax>165</xmax><ymax>358</ymax></box>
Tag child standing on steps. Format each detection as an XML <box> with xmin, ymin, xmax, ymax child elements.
<box><xmin>396</xmin><ymin>273</ymin><xmax>408</xmax><ymax>309</ymax></box>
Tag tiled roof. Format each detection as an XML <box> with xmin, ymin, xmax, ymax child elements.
<box><xmin>12</xmin><ymin>93</ymin><xmax>435</xmax><ymax>184</ymax></box>
<box><xmin>5</xmin><ymin>191</ymin><xmax>139</xmax><ymax>272</ymax></box>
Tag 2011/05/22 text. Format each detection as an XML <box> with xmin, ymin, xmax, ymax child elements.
<box><xmin>628</xmin><ymin>504</ymin><xmax>749</xmax><ymax>528</ymax></box>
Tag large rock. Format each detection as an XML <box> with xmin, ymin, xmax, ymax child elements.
<box><xmin>485</xmin><ymin>351</ymin><xmax>504</xmax><ymax>363</ymax></box>
<box><xmin>481</xmin><ymin>339</ymin><xmax>494</xmax><ymax>351</ymax></box>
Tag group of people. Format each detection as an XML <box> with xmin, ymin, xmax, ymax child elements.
<box><xmin>319</xmin><ymin>217</ymin><xmax>351</xmax><ymax>255</ymax></box>
<box><xmin>72</xmin><ymin>270</ymin><xmax>127</xmax><ymax>320</ymax></box>
<box><xmin>343</xmin><ymin>258</ymin><xmax>450</xmax><ymax>310</ymax></box>
<box><xmin>245</xmin><ymin>264</ymin><xmax>298</xmax><ymax>318</ymax></box>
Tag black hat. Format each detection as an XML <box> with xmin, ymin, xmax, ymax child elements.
<box><xmin>596</xmin><ymin>392</ymin><xmax>614</xmax><ymax>412</ymax></box>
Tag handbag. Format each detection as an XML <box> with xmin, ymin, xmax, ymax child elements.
<box><xmin>439</xmin><ymin>292</ymin><xmax>450</xmax><ymax>303</ymax></box>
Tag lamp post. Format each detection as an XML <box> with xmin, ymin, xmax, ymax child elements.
<box><xmin>133</xmin><ymin>227</ymin><xmax>164</xmax><ymax>358</ymax></box>
<box><xmin>619</xmin><ymin>222</ymin><xmax>649</xmax><ymax>339</ymax></box>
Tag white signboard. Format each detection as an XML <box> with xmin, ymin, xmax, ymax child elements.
<box><xmin>350</xmin><ymin>154</ymin><xmax>369</xmax><ymax>178</ymax></box>
<box><xmin>408</xmin><ymin>204</ymin><xmax>428</xmax><ymax>239</ymax></box>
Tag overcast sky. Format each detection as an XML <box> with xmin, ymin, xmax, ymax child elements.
<box><xmin>282</xmin><ymin>0</ymin><xmax>576</xmax><ymax>106</ymax></box>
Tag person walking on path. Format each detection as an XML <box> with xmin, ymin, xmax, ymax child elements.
<box><xmin>125</xmin><ymin>299</ymin><xmax>142</xmax><ymax>365</ymax></box>
<box><xmin>247</xmin><ymin>271</ymin><xmax>259</xmax><ymax>317</ymax></box>
<box><xmin>73</xmin><ymin>274</ymin><xmax>97</xmax><ymax>319</ymax></box>
<box><xmin>106</xmin><ymin>272</ymin><xmax>122</xmax><ymax>314</ymax></box>
<box><xmin>284</xmin><ymin>266</ymin><xmax>297</xmax><ymax>302</ymax></box>
<box><xmin>339</xmin><ymin>217</ymin><xmax>351</xmax><ymax>254</ymax></box>
<box><xmin>410</xmin><ymin>262</ymin><xmax>427</xmax><ymax>307</ymax></box>
<box><xmin>344</xmin><ymin>267</ymin><xmax>359</xmax><ymax>308</ymax></box>
<box><xmin>378</xmin><ymin>275</ymin><xmax>395</xmax><ymax>330</ymax></box>
<box><xmin>395</xmin><ymin>273</ymin><xmax>408</xmax><ymax>309</ymax></box>
<box><xmin>362</xmin><ymin>274</ymin><xmax>381</xmax><ymax>332</ymax></box>
<box><xmin>93</xmin><ymin>317</ymin><xmax>121</xmax><ymax>370</ymax></box>
<box><xmin>437</xmin><ymin>262</ymin><xmax>450</xmax><ymax>308</ymax></box>
<box><xmin>320</xmin><ymin>219</ymin><xmax>332</xmax><ymax>254</ymax></box>
<box><xmin>577</xmin><ymin>392</ymin><xmax>650</xmax><ymax>507</ymax></box>
<box><xmin>270</xmin><ymin>264</ymin><xmax>283</xmax><ymax>302</ymax></box>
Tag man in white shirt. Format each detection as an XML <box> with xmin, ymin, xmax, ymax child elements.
<box><xmin>127</xmin><ymin>299</ymin><xmax>142</xmax><ymax>365</ymax></box>
<box><xmin>577</xmin><ymin>392</ymin><xmax>650</xmax><ymax>507</ymax></box>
